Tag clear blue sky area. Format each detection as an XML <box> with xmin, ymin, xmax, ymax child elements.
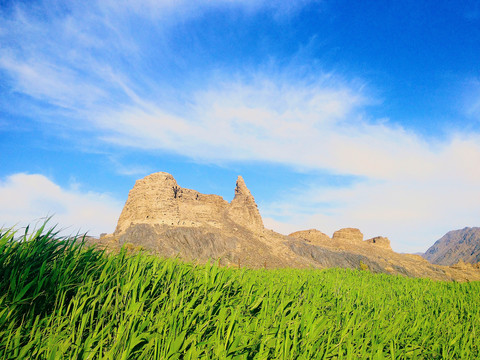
<box><xmin>1</xmin><ymin>0</ymin><xmax>479</xmax><ymax>252</ymax></box>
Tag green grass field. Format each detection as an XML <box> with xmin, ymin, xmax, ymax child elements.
<box><xmin>1</xmin><ymin>225</ymin><xmax>479</xmax><ymax>359</ymax></box>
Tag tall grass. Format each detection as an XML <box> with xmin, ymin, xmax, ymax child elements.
<box><xmin>1</xmin><ymin>225</ymin><xmax>479</xmax><ymax>359</ymax></box>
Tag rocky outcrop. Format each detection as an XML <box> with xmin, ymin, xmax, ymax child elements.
<box><xmin>289</xmin><ymin>229</ymin><xmax>331</xmax><ymax>244</ymax></box>
<box><xmin>228</xmin><ymin>176</ymin><xmax>263</xmax><ymax>231</ymax></box>
<box><xmin>114</xmin><ymin>172</ymin><xmax>263</xmax><ymax>236</ymax></box>
<box><xmin>332</xmin><ymin>228</ymin><xmax>363</xmax><ymax>242</ymax></box>
<box><xmin>423</xmin><ymin>227</ymin><xmax>480</xmax><ymax>265</ymax></box>
<box><xmin>98</xmin><ymin>171</ymin><xmax>480</xmax><ymax>282</ymax></box>
<box><xmin>290</xmin><ymin>230</ymin><xmax>392</xmax><ymax>251</ymax></box>
<box><xmin>365</xmin><ymin>236</ymin><xmax>392</xmax><ymax>251</ymax></box>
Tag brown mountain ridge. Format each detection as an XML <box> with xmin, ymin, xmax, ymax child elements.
<box><xmin>423</xmin><ymin>227</ymin><xmax>480</xmax><ymax>266</ymax></box>
<box><xmin>98</xmin><ymin>172</ymin><xmax>480</xmax><ymax>282</ymax></box>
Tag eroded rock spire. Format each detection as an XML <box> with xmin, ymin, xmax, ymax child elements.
<box><xmin>114</xmin><ymin>172</ymin><xmax>264</xmax><ymax>235</ymax></box>
<box><xmin>229</xmin><ymin>175</ymin><xmax>264</xmax><ymax>230</ymax></box>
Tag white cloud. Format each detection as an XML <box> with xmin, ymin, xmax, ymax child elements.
<box><xmin>98</xmin><ymin>76</ymin><xmax>480</xmax><ymax>180</ymax></box>
<box><xmin>0</xmin><ymin>173</ymin><xmax>122</xmax><ymax>236</ymax></box>
<box><xmin>98</xmin><ymin>74</ymin><xmax>372</xmax><ymax>163</ymax></box>
<box><xmin>261</xmin><ymin>167</ymin><xmax>480</xmax><ymax>253</ymax></box>
<box><xmin>0</xmin><ymin>56</ymin><xmax>107</xmax><ymax>111</ymax></box>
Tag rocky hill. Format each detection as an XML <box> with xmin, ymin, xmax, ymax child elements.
<box><xmin>99</xmin><ymin>172</ymin><xmax>480</xmax><ymax>282</ymax></box>
<box><xmin>423</xmin><ymin>227</ymin><xmax>480</xmax><ymax>266</ymax></box>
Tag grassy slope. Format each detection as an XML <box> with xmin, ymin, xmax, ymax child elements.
<box><xmin>1</xmin><ymin>226</ymin><xmax>479</xmax><ymax>359</ymax></box>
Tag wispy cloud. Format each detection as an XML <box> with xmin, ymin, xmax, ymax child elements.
<box><xmin>0</xmin><ymin>173</ymin><xmax>122</xmax><ymax>236</ymax></box>
<box><xmin>108</xmin><ymin>156</ymin><xmax>153</xmax><ymax>177</ymax></box>
<box><xmin>98</xmin><ymin>0</ymin><xmax>321</xmax><ymax>19</ymax></box>
<box><xmin>99</xmin><ymin>75</ymin><xmax>480</xmax><ymax>181</ymax></box>
<box><xmin>262</xmin><ymin>163</ymin><xmax>480</xmax><ymax>253</ymax></box>
<box><xmin>97</xmin><ymin>73</ymin><xmax>372</xmax><ymax>163</ymax></box>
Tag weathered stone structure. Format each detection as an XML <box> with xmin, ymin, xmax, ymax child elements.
<box><xmin>114</xmin><ymin>172</ymin><xmax>263</xmax><ymax>236</ymax></box>
<box><xmin>332</xmin><ymin>228</ymin><xmax>363</xmax><ymax>243</ymax></box>
<box><xmin>289</xmin><ymin>229</ymin><xmax>331</xmax><ymax>244</ymax></box>
<box><xmin>365</xmin><ymin>236</ymin><xmax>392</xmax><ymax>251</ymax></box>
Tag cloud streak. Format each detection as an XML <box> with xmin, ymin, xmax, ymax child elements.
<box><xmin>100</xmin><ymin>76</ymin><xmax>480</xmax><ymax>182</ymax></box>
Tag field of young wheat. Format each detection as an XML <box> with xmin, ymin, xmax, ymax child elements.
<box><xmin>1</xmin><ymin>224</ymin><xmax>479</xmax><ymax>359</ymax></box>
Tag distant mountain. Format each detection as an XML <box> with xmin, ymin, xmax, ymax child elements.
<box><xmin>423</xmin><ymin>227</ymin><xmax>480</xmax><ymax>266</ymax></box>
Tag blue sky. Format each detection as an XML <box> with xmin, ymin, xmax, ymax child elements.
<box><xmin>1</xmin><ymin>0</ymin><xmax>480</xmax><ymax>252</ymax></box>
